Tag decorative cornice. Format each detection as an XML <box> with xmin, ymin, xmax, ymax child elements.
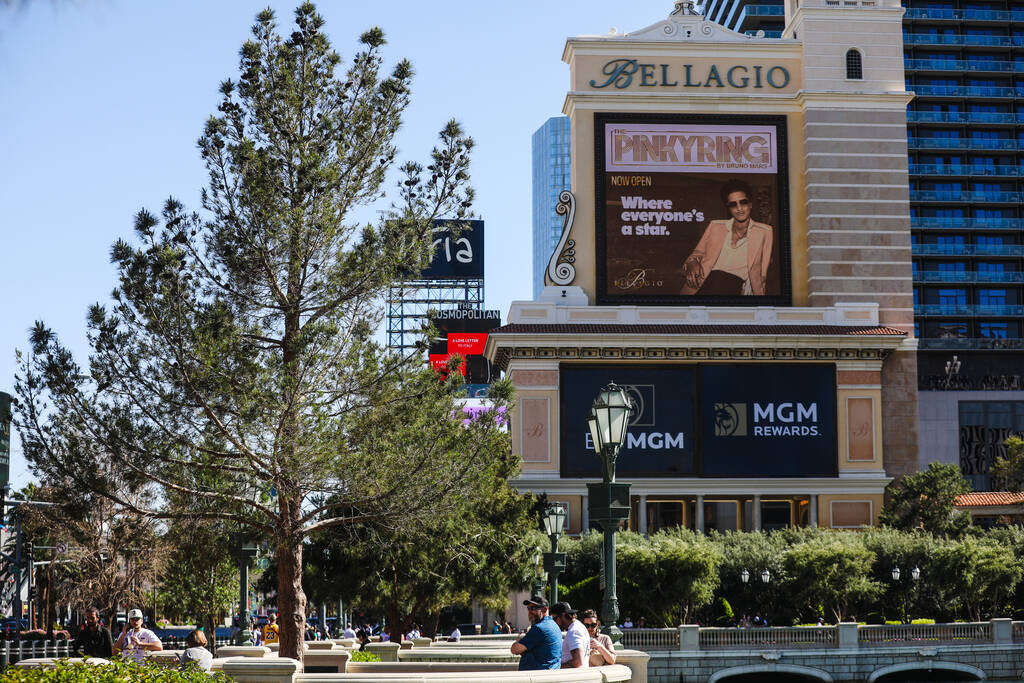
<box><xmin>492</xmin><ymin>342</ymin><xmax>893</xmax><ymax>371</ymax></box>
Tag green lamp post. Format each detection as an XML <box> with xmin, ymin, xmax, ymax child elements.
<box><xmin>232</xmin><ymin>533</ymin><xmax>259</xmax><ymax>646</ymax></box>
<box><xmin>586</xmin><ymin>381</ymin><xmax>635</xmax><ymax>646</ymax></box>
<box><xmin>541</xmin><ymin>503</ymin><xmax>567</xmax><ymax>603</ymax></box>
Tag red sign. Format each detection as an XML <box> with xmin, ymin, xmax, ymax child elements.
<box><xmin>447</xmin><ymin>333</ymin><xmax>488</xmax><ymax>356</ymax></box>
<box><xmin>429</xmin><ymin>354</ymin><xmax>466</xmax><ymax>376</ymax></box>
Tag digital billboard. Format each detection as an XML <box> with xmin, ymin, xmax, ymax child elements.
<box><xmin>560</xmin><ymin>365</ymin><xmax>696</xmax><ymax>478</ymax></box>
<box><xmin>420</xmin><ymin>219</ymin><xmax>484</xmax><ymax>280</ymax></box>
<box><xmin>595</xmin><ymin>113</ymin><xmax>790</xmax><ymax>305</ymax></box>
<box><xmin>429</xmin><ymin>309</ymin><xmax>501</xmax><ymax>387</ymax></box>
<box><xmin>699</xmin><ymin>364</ymin><xmax>837</xmax><ymax>478</ymax></box>
<box><xmin>559</xmin><ymin>364</ymin><xmax>836</xmax><ymax>479</ymax></box>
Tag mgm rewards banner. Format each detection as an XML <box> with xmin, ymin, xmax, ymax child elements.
<box><xmin>595</xmin><ymin>113</ymin><xmax>790</xmax><ymax>305</ymax></box>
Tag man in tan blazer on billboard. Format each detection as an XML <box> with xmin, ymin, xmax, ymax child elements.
<box><xmin>681</xmin><ymin>179</ymin><xmax>773</xmax><ymax>296</ymax></box>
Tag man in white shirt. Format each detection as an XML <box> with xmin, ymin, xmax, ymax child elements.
<box><xmin>343</xmin><ymin>623</ymin><xmax>357</xmax><ymax>639</ymax></box>
<box><xmin>113</xmin><ymin>609</ymin><xmax>162</xmax><ymax>663</ymax></box>
<box><xmin>550</xmin><ymin>602</ymin><xmax>589</xmax><ymax>668</ymax></box>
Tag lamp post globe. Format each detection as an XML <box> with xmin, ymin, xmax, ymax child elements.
<box><xmin>586</xmin><ymin>381</ymin><xmax>635</xmax><ymax>646</ymax></box>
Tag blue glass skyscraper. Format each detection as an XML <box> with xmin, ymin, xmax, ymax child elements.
<box><xmin>531</xmin><ymin>116</ymin><xmax>572</xmax><ymax>299</ymax></box>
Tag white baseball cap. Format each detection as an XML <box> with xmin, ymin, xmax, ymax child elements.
<box><xmin>127</xmin><ymin>609</ymin><xmax>144</xmax><ymax>620</ymax></box>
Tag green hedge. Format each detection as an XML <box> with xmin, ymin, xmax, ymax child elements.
<box><xmin>0</xmin><ymin>659</ymin><xmax>233</xmax><ymax>682</ymax></box>
<box><xmin>348</xmin><ymin>650</ymin><xmax>382</xmax><ymax>663</ymax></box>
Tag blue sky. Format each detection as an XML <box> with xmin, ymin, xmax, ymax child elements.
<box><xmin>0</xmin><ymin>0</ymin><xmax>672</xmax><ymax>488</ymax></box>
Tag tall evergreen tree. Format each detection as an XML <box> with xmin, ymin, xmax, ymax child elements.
<box><xmin>14</xmin><ymin>4</ymin><xmax>514</xmax><ymax>661</ymax></box>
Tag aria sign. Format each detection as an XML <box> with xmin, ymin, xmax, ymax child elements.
<box><xmin>590</xmin><ymin>59</ymin><xmax>792</xmax><ymax>91</ymax></box>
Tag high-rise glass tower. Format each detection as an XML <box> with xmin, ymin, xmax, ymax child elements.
<box><xmin>531</xmin><ymin>116</ymin><xmax>572</xmax><ymax>299</ymax></box>
<box><xmin>695</xmin><ymin>0</ymin><xmax>1024</xmax><ymax>489</ymax></box>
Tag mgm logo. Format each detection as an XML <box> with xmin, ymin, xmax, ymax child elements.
<box><xmin>714</xmin><ymin>403</ymin><xmax>747</xmax><ymax>436</ymax></box>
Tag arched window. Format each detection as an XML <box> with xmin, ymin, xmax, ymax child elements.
<box><xmin>846</xmin><ymin>48</ymin><xmax>863</xmax><ymax>79</ymax></box>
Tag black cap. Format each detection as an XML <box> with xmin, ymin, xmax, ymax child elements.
<box><xmin>522</xmin><ymin>595</ymin><xmax>548</xmax><ymax>608</ymax></box>
<box><xmin>550</xmin><ymin>601</ymin><xmax>576</xmax><ymax>616</ymax></box>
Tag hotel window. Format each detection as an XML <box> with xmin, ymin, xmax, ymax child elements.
<box><xmin>978</xmin><ymin>289</ymin><xmax>1007</xmax><ymax>306</ymax></box>
<box><xmin>977</xmin><ymin>262</ymin><xmax>1006</xmax><ymax>274</ymax></box>
<box><xmin>939</xmin><ymin>288</ymin><xmax>967</xmax><ymax>305</ymax></box>
<box><xmin>979</xmin><ymin>322</ymin><xmax>1009</xmax><ymax>338</ymax></box>
<box><xmin>978</xmin><ymin>235</ymin><xmax>1005</xmax><ymax>246</ymax></box>
<box><xmin>846</xmin><ymin>49</ymin><xmax>863</xmax><ymax>79</ymax></box>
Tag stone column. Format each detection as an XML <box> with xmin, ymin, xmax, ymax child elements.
<box><xmin>752</xmin><ymin>494</ymin><xmax>762</xmax><ymax>531</ymax></box>
<box><xmin>581</xmin><ymin>494</ymin><xmax>589</xmax><ymax>531</ymax></box>
<box><xmin>695</xmin><ymin>495</ymin><xmax>705</xmax><ymax>533</ymax></box>
<box><xmin>638</xmin><ymin>495</ymin><xmax>648</xmax><ymax>536</ymax></box>
<box><xmin>809</xmin><ymin>495</ymin><xmax>819</xmax><ymax>527</ymax></box>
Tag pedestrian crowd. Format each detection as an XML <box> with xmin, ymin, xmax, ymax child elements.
<box><xmin>510</xmin><ymin>595</ymin><xmax>618</xmax><ymax>671</ymax></box>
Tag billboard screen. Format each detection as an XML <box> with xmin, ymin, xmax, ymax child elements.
<box><xmin>560</xmin><ymin>365</ymin><xmax>696</xmax><ymax>478</ymax></box>
<box><xmin>699</xmin><ymin>364</ymin><xmax>837</xmax><ymax>477</ymax></box>
<box><xmin>595</xmin><ymin>113</ymin><xmax>790</xmax><ymax>305</ymax></box>
<box><xmin>430</xmin><ymin>309</ymin><xmax>501</xmax><ymax>385</ymax></box>
<box><xmin>559</xmin><ymin>364</ymin><xmax>836</xmax><ymax>478</ymax></box>
<box><xmin>421</xmin><ymin>219</ymin><xmax>484</xmax><ymax>280</ymax></box>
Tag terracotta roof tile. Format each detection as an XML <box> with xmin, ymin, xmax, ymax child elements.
<box><xmin>492</xmin><ymin>324</ymin><xmax>907</xmax><ymax>336</ymax></box>
<box><xmin>955</xmin><ymin>492</ymin><xmax>1024</xmax><ymax>507</ymax></box>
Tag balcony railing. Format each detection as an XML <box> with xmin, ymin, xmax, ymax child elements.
<box><xmin>904</xmin><ymin>33</ymin><xmax>1024</xmax><ymax>47</ymax></box>
<box><xmin>907</xmin><ymin>111</ymin><xmax>1024</xmax><ymax>124</ymax></box>
<box><xmin>909</xmin><ymin>163</ymin><xmax>1024</xmax><ymax>177</ymax></box>
<box><xmin>911</xmin><ymin>190</ymin><xmax>1021</xmax><ymax>202</ymax></box>
<box><xmin>916</xmin><ymin>305</ymin><xmax>1024</xmax><ymax>316</ymax></box>
<box><xmin>906</xmin><ymin>58</ymin><xmax>1024</xmax><ymax>73</ymax></box>
<box><xmin>904</xmin><ymin>7</ymin><xmax>1024</xmax><ymax>20</ymax></box>
<box><xmin>918</xmin><ymin>337</ymin><xmax>1023</xmax><ymax>349</ymax></box>
<box><xmin>914</xmin><ymin>244</ymin><xmax>1024</xmax><ymax>256</ymax></box>
<box><xmin>916</xmin><ymin>271</ymin><xmax>1024</xmax><ymax>282</ymax></box>
<box><xmin>907</xmin><ymin>137</ymin><xmax>1023</xmax><ymax>150</ymax></box>
<box><xmin>907</xmin><ymin>84</ymin><xmax>1024</xmax><ymax>98</ymax></box>
<box><xmin>738</xmin><ymin>4</ymin><xmax>785</xmax><ymax>15</ymax></box>
<box><xmin>912</xmin><ymin>217</ymin><xmax>1024</xmax><ymax>229</ymax></box>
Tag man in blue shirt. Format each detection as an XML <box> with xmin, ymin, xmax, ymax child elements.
<box><xmin>510</xmin><ymin>595</ymin><xmax>561</xmax><ymax>670</ymax></box>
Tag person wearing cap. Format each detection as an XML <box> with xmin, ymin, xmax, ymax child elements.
<box><xmin>550</xmin><ymin>601</ymin><xmax>589</xmax><ymax>668</ymax></box>
<box><xmin>261</xmin><ymin>612</ymin><xmax>280</xmax><ymax>644</ymax></box>
<box><xmin>510</xmin><ymin>594</ymin><xmax>561</xmax><ymax>670</ymax></box>
<box><xmin>113</xmin><ymin>609</ymin><xmax>162</xmax><ymax>663</ymax></box>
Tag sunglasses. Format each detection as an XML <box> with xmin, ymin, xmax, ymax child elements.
<box><xmin>527</xmin><ymin>606</ymin><xmax>544</xmax><ymax>612</ymax></box>
<box><xmin>583</xmin><ymin>621</ymin><xmax>598</xmax><ymax>629</ymax></box>
<box><xmin>727</xmin><ymin>198</ymin><xmax>751</xmax><ymax>209</ymax></box>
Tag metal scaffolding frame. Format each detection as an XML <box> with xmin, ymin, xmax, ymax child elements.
<box><xmin>386</xmin><ymin>278</ymin><xmax>485</xmax><ymax>352</ymax></box>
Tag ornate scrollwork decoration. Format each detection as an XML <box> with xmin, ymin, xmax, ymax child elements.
<box><xmin>547</xmin><ymin>190</ymin><xmax>577</xmax><ymax>286</ymax></box>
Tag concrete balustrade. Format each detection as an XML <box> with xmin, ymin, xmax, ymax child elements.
<box><xmin>364</xmin><ymin>641</ymin><xmax>401</xmax><ymax>661</ymax></box>
<box><xmin>298</xmin><ymin>664</ymin><xmax>635</xmax><ymax>682</ymax></box>
<box><xmin>218</xmin><ymin>645</ymin><xmax>272</xmax><ymax>657</ymax></box>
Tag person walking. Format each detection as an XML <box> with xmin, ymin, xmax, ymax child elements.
<box><xmin>72</xmin><ymin>607</ymin><xmax>113</xmax><ymax>658</ymax></box>
<box><xmin>580</xmin><ymin>609</ymin><xmax>616</xmax><ymax>667</ymax></box>
<box><xmin>261</xmin><ymin>612</ymin><xmax>280</xmax><ymax>645</ymax></box>
<box><xmin>550</xmin><ymin>602</ymin><xmax>589</xmax><ymax>668</ymax></box>
<box><xmin>510</xmin><ymin>595</ymin><xmax>561</xmax><ymax>670</ymax></box>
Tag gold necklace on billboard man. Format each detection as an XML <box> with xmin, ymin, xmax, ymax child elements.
<box><xmin>681</xmin><ymin>179</ymin><xmax>773</xmax><ymax>296</ymax></box>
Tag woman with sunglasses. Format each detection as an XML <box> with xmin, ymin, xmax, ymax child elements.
<box><xmin>580</xmin><ymin>609</ymin><xmax>617</xmax><ymax>666</ymax></box>
<box><xmin>680</xmin><ymin>178</ymin><xmax>773</xmax><ymax>297</ymax></box>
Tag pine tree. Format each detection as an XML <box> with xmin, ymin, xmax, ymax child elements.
<box><xmin>14</xmin><ymin>4</ymin><xmax>513</xmax><ymax>662</ymax></box>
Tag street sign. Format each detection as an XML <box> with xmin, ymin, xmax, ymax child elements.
<box><xmin>256</xmin><ymin>558</ymin><xmax>270</xmax><ymax>570</ymax></box>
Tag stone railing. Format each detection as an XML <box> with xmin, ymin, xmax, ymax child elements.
<box><xmin>619</xmin><ymin>619</ymin><xmax>1021</xmax><ymax>652</ymax></box>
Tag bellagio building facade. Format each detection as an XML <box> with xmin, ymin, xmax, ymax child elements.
<box><xmin>486</xmin><ymin>0</ymin><xmax>921</xmax><ymax>533</ymax></box>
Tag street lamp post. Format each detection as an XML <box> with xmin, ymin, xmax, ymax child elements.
<box><xmin>531</xmin><ymin>547</ymin><xmax>547</xmax><ymax>599</ymax></box>
<box><xmin>232</xmin><ymin>533</ymin><xmax>259</xmax><ymax>646</ymax></box>
<box><xmin>586</xmin><ymin>382</ymin><xmax>635</xmax><ymax>646</ymax></box>
<box><xmin>541</xmin><ymin>503</ymin><xmax>567</xmax><ymax>604</ymax></box>
<box><xmin>891</xmin><ymin>566</ymin><xmax>921</xmax><ymax>623</ymax></box>
<box><xmin>739</xmin><ymin>568</ymin><xmax>772</xmax><ymax>624</ymax></box>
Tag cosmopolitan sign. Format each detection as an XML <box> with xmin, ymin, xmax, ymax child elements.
<box><xmin>590</xmin><ymin>59</ymin><xmax>792</xmax><ymax>91</ymax></box>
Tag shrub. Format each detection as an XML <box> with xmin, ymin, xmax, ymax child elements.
<box><xmin>349</xmin><ymin>650</ymin><xmax>382</xmax><ymax>662</ymax></box>
<box><xmin>0</xmin><ymin>659</ymin><xmax>232</xmax><ymax>681</ymax></box>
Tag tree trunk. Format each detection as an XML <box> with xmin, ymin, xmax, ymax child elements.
<box><xmin>205</xmin><ymin>613</ymin><xmax>218</xmax><ymax>656</ymax></box>
<box><xmin>276</xmin><ymin>526</ymin><xmax>306</xmax><ymax>664</ymax></box>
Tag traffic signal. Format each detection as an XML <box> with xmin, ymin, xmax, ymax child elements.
<box><xmin>22</xmin><ymin>540</ymin><xmax>32</xmax><ymax>562</ymax></box>
<box><xmin>27</xmin><ymin>586</ymin><xmax>35</xmax><ymax>602</ymax></box>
